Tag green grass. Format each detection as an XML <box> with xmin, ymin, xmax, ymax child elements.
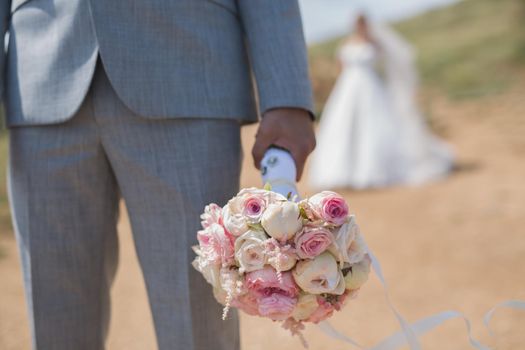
<box><xmin>309</xmin><ymin>0</ymin><xmax>525</xmax><ymax>114</ymax></box>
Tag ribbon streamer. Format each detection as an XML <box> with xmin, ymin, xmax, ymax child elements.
<box><xmin>257</xmin><ymin>155</ymin><xmax>523</xmax><ymax>349</ymax></box>
<box><xmin>317</xmin><ymin>245</ymin><xmax>524</xmax><ymax>350</ymax></box>
<box><xmin>483</xmin><ymin>300</ymin><xmax>525</xmax><ymax>337</ymax></box>
<box><xmin>317</xmin><ymin>321</ymin><xmax>367</xmax><ymax>350</ymax></box>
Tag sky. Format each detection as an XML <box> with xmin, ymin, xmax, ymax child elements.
<box><xmin>298</xmin><ymin>0</ymin><xmax>459</xmax><ymax>43</ymax></box>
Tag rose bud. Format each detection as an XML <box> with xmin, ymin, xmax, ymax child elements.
<box><xmin>261</xmin><ymin>201</ymin><xmax>303</xmax><ymax>242</ymax></box>
<box><xmin>292</xmin><ymin>252</ymin><xmax>345</xmax><ymax>295</ymax></box>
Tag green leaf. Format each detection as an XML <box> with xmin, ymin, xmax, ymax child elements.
<box><xmin>247</xmin><ymin>223</ymin><xmax>264</xmax><ymax>231</ymax></box>
<box><xmin>299</xmin><ymin>206</ymin><xmax>309</xmax><ymax>220</ymax></box>
<box><xmin>263</xmin><ymin>182</ymin><xmax>272</xmax><ymax>191</ymax></box>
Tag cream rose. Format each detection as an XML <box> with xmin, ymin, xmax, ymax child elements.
<box><xmin>328</xmin><ymin>216</ymin><xmax>367</xmax><ymax>266</ymax></box>
<box><xmin>346</xmin><ymin>231</ymin><xmax>367</xmax><ymax>264</ymax></box>
<box><xmin>269</xmin><ymin>250</ymin><xmax>297</xmax><ymax>272</ymax></box>
<box><xmin>292</xmin><ymin>294</ymin><xmax>319</xmax><ymax>321</ymax></box>
<box><xmin>234</xmin><ymin>230</ymin><xmax>268</xmax><ymax>273</ymax></box>
<box><xmin>344</xmin><ymin>256</ymin><xmax>371</xmax><ymax>290</ymax></box>
<box><xmin>261</xmin><ymin>201</ymin><xmax>303</xmax><ymax>242</ymax></box>
<box><xmin>222</xmin><ymin>204</ymin><xmax>249</xmax><ymax>237</ymax></box>
<box><xmin>192</xmin><ymin>255</ymin><xmax>221</xmax><ymax>289</ymax></box>
<box><xmin>264</xmin><ymin>239</ymin><xmax>298</xmax><ymax>272</ymax></box>
<box><xmin>292</xmin><ymin>252</ymin><xmax>345</xmax><ymax>295</ymax></box>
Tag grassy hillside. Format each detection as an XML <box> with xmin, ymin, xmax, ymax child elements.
<box><xmin>309</xmin><ymin>0</ymin><xmax>525</xmax><ymax>115</ymax></box>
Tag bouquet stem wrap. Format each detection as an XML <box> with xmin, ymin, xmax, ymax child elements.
<box><xmin>261</xmin><ymin>147</ymin><xmax>299</xmax><ymax>199</ymax></box>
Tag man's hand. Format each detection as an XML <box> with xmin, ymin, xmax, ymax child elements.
<box><xmin>252</xmin><ymin>108</ymin><xmax>316</xmax><ymax>181</ymax></box>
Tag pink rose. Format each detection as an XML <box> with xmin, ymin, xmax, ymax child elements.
<box><xmin>308</xmin><ymin>191</ymin><xmax>349</xmax><ymax>226</ymax></box>
<box><xmin>235</xmin><ymin>188</ymin><xmax>287</xmax><ymax>224</ymax></box>
<box><xmin>222</xmin><ymin>188</ymin><xmax>287</xmax><ymax>235</ymax></box>
<box><xmin>242</xmin><ymin>196</ymin><xmax>266</xmax><ymax>223</ymax></box>
<box><xmin>246</xmin><ymin>266</ymin><xmax>299</xmax><ymax>298</ymax></box>
<box><xmin>200</xmin><ymin>203</ymin><xmax>223</xmax><ymax>229</ymax></box>
<box><xmin>294</xmin><ymin>226</ymin><xmax>334</xmax><ymax>259</ymax></box>
<box><xmin>197</xmin><ymin>223</ymin><xmax>234</xmax><ymax>266</ymax></box>
<box><xmin>232</xmin><ymin>292</ymin><xmax>260</xmax><ymax>316</ymax></box>
<box><xmin>258</xmin><ymin>294</ymin><xmax>297</xmax><ymax>320</ymax></box>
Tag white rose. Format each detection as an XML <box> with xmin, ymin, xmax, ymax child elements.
<box><xmin>292</xmin><ymin>252</ymin><xmax>345</xmax><ymax>295</ymax></box>
<box><xmin>344</xmin><ymin>256</ymin><xmax>371</xmax><ymax>290</ymax></box>
<box><xmin>292</xmin><ymin>294</ymin><xmax>319</xmax><ymax>321</ymax></box>
<box><xmin>261</xmin><ymin>201</ymin><xmax>303</xmax><ymax>242</ymax></box>
<box><xmin>347</xmin><ymin>231</ymin><xmax>367</xmax><ymax>265</ymax></box>
<box><xmin>328</xmin><ymin>216</ymin><xmax>367</xmax><ymax>266</ymax></box>
<box><xmin>269</xmin><ymin>251</ymin><xmax>297</xmax><ymax>272</ymax></box>
<box><xmin>222</xmin><ymin>204</ymin><xmax>249</xmax><ymax>237</ymax></box>
<box><xmin>192</xmin><ymin>255</ymin><xmax>221</xmax><ymax>289</ymax></box>
<box><xmin>234</xmin><ymin>230</ymin><xmax>268</xmax><ymax>273</ymax></box>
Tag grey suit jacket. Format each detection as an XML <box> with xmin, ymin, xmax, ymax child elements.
<box><xmin>0</xmin><ymin>0</ymin><xmax>313</xmax><ymax>126</ymax></box>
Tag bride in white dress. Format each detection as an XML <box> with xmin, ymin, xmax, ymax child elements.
<box><xmin>309</xmin><ymin>15</ymin><xmax>454</xmax><ymax>190</ymax></box>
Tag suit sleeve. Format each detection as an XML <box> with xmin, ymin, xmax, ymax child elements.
<box><xmin>0</xmin><ymin>0</ymin><xmax>10</xmax><ymax>103</ymax></box>
<box><xmin>237</xmin><ymin>0</ymin><xmax>314</xmax><ymax>116</ymax></box>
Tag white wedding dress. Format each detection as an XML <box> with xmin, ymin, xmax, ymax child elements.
<box><xmin>309</xmin><ymin>41</ymin><xmax>453</xmax><ymax>190</ymax></box>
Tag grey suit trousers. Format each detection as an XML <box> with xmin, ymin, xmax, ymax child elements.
<box><xmin>8</xmin><ymin>63</ymin><xmax>242</xmax><ymax>350</ymax></box>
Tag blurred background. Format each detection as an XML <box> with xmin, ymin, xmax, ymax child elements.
<box><xmin>1</xmin><ymin>0</ymin><xmax>524</xmax><ymax>349</ymax></box>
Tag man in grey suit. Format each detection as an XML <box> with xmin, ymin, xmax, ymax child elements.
<box><xmin>1</xmin><ymin>0</ymin><xmax>316</xmax><ymax>349</ymax></box>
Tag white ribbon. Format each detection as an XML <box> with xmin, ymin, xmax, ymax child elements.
<box><xmin>257</xmin><ymin>153</ymin><xmax>524</xmax><ymax>350</ymax></box>
<box><xmin>483</xmin><ymin>300</ymin><xmax>525</xmax><ymax>337</ymax></box>
<box><xmin>317</xmin><ymin>321</ymin><xmax>367</xmax><ymax>350</ymax></box>
<box><xmin>317</xmin><ymin>245</ymin><xmax>524</xmax><ymax>350</ymax></box>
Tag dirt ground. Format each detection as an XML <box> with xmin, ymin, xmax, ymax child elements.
<box><xmin>1</xmin><ymin>82</ymin><xmax>524</xmax><ymax>349</ymax></box>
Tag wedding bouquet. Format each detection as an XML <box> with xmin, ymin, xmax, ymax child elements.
<box><xmin>192</xmin><ymin>148</ymin><xmax>523</xmax><ymax>350</ymax></box>
<box><xmin>192</xmin><ymin>187</ymin><xmax>371</xmax><ymax>337</ymax></box>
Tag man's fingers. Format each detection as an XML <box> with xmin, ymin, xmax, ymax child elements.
<box><xmin>252</xmin><ymin>108</ymin><xmax>316</xmax><ymax>179</ymax></box>
<box><xmin>290</xmin><ymin>147</ymin><xmax>308</xmax><ymax>181</ymax></box>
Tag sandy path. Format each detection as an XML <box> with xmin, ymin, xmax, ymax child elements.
<box><xmin>0</xmin><ymin>85</ymin><xmax>524</xmax><ymax>349</ymax></box>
